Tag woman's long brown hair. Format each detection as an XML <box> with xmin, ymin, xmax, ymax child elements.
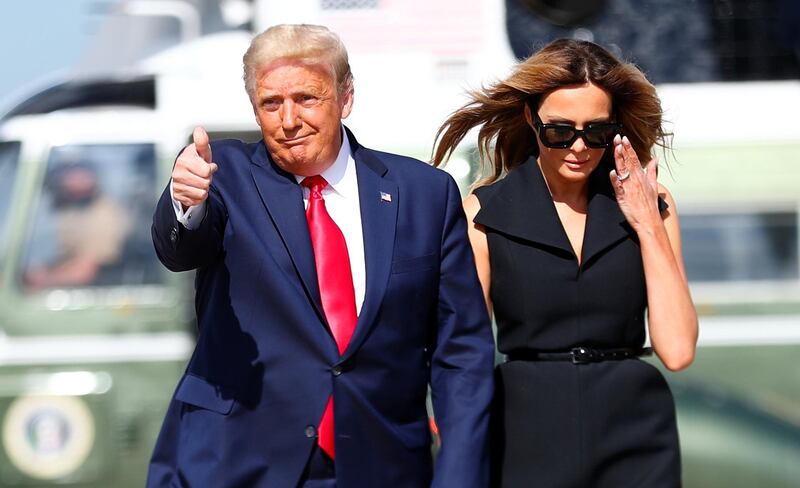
<box><xmin>432</xmin><ymin>39</ymin><xmax>671</xmax><ymax>186</ymax></box>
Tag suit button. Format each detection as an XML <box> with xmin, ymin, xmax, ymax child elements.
<box><xmin>170</xmin><ymin>227</ymin><xmax>178</xmax><ymax>244</ymax></box>
<box><xmin>332</xmin><ymin>366</ymin><xmax>343</xmax><ymax>377</ymax></box>
<box><xmin>304</xmin><ymin>425</ymin><xmax>317</xmax><ymax>438</ymax></box>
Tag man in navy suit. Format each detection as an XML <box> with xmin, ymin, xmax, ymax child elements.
<box><xmin>147</xmin><ymin>24</ymin><xmax>494</xmax><ymax>487</ymax></box>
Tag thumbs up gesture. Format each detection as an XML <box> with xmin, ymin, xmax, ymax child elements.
<box><xmin>172</xmin><ymin>127</ymin><xmax>219</xmax><ymax>210</ymax></box>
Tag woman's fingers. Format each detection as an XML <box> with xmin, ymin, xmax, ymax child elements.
<box><xmin>609</xmin><ymin>169</ymin><xmax>625</xmax><ymax>196</ymax></box>
<box><xmin>621</xmin><ymin>136</ymin><xmax>644</xmax><ymax>177</ymax></box>
<box><xmin>613</xmin><ymin>134</ymin><xmax>629</xmax><ymax>181</ymax></box>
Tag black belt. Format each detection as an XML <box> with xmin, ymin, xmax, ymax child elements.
<box><xmin>506</xmin><ymin>346</ymin><xmax>652</xmax><ymax>365</ymax></box>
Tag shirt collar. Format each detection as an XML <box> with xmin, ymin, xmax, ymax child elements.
<box><xmin>295</xmin><ymin>126</ymin><xmax>355</xmax><ymax>198</ymax></box>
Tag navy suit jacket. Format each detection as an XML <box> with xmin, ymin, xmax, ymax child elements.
<box><xmin>147</xmin><ymin>128</ymin><xmax>494</xmax><ymax>487</ymax></box>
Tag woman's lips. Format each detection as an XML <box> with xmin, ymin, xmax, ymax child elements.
<box><xmin>564</xmin><ymin>159</ymin><xmax>590</xmax><ymax>166</ymax></box>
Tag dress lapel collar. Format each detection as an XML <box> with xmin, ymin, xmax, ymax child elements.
<box><xmin>474</xmin><ymin>157</ymin><xmax>633</xmax><ymax>266</ymax></box>
<box><xmin>581</xmin><ymin>169</ymin><xmax>631</xmax><ymax>265</ymax></box>
<box><xmin>474</xmin><ymin>157</ymin><xmax>574</xmax><ymax>256</ymax></box>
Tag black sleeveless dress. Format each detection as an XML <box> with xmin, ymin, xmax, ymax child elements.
<box><xmin>474</xmin><ymin>158</ymin><xmax>680</xmax><ymax>488</ymax></box>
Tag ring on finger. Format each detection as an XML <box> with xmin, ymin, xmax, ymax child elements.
<box><xmin>617</xmin><ymin>170</ymin><xmax>631</xmax><ymax>182</ymax></box>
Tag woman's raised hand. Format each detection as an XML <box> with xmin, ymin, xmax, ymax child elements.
<box><xmin>609</xmin><ymin>135</ymin><xmax>662</xmax><ymax>232</ymax></box>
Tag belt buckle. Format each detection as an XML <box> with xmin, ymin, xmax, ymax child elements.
<box><xmin>570</xmin><ymin>347</ymin><xmax>595</xmax><ymax>364</ymax></box>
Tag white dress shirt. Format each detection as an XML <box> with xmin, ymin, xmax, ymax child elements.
<box><xmin>172</xmin><ymin>127</ymin><xmax>366</xmax><ymax>314</ymax></box>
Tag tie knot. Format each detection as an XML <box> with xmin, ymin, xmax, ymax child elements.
<box><xmin>301</xmin><ymin>175</ymin><xmax>328</xmax><ymax>192</ymax></box>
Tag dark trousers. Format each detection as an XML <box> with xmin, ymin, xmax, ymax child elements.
<box><xmin>298</xmin><ymin>444</ymin><xmax>336</xmax><ymax>488</ymax></box>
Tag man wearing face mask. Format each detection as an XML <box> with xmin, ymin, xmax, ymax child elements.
<box><xmin>25</xmin><ymin>162</ymin><xmax>131</xmax><ymax>289</ymax></box>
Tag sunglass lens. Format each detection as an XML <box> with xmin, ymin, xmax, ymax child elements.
<box><xmin>543</xmin><ymin>126</ymin><xmax>576</xmax><ymax>147</ymax></box>
<box><xmin>584</xmin><ymin>126</ymin><xmax>617</xmax><ymax>147</ymax></box>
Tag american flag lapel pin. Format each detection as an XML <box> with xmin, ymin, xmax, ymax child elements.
<box><xmin>380</xmin><ymin>191</ymin><xmax>392</xmax><ymax>203</ymax></box>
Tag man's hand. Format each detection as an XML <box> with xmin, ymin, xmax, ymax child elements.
<box><xmin>172</xmin><ymin>127</ymin><xmax>218</xmax><ymax>211</ymax></box>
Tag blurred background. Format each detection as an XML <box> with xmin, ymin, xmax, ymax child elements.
<box><xmin>0</xmin><ymin>0</ymin><xmax>797</xmax><ymax>486</ymax></box>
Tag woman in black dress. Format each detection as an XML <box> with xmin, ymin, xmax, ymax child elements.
<box><xmin>432</xmin><ymin>39</ymin><xmax>698</xmax><ymax>487</ymax></box>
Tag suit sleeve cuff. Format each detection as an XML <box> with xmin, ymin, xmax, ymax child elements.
<box><xmin>170</xmin><ymin>180</ymin><xmax>206</xmax><ymax>230</ymax></box>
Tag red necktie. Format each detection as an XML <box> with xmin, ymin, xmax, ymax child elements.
<box><xmin>302</xmin><ymin>175</ymin><xmax>357</xmax><ymax>459</ymax></box>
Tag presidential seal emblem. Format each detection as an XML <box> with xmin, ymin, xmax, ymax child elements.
<box><xmin>2</xmin><ymin>395</ymin><xmax>95</xmax><ymax>480</ymax></box>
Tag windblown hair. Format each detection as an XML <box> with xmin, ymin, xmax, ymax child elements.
<box><xmin>432</xmin><ymin>38</ymin><xmax>670</xmax><ymax>186</ymax></box>
<box><xmin>243</xmin><ymin>24</ymin><xmax>354</xmax><ymax>101</ymax></box>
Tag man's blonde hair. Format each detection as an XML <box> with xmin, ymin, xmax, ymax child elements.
<box><xmin>243</xmin><ymin>24</ymin><xmax>354</xmax><ymax>101</ymax></box>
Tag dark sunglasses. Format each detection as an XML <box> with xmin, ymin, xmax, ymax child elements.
<box><xmin>532</xmin><ymin>111</ymin><xmax>621</xmax><ymax>149</ymax></box>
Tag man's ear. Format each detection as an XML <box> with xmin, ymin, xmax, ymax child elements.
<box><xmin>340</xmin><ymin>89</ymin><xmax>354</xmax><ymax>119</ymax></box>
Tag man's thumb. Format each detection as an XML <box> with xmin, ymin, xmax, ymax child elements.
<box><xmin>193</xmin><ymin>126</ymin><xmax>213</xmax><ymax>164</ymax></box>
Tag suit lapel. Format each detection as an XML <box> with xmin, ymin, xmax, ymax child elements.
<box><xmin>342</xmin><ymin>130</ymin><xmax>397</xmax><ymax>361</ymax></box>
<box><xmin>249</xmin><ymin>142</ymin><xmax>325</xmax><ymax>320</ymax></box>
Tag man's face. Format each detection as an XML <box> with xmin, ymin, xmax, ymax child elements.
<box><xmin>253</xmin><ymin>60</ymin><xmax>353</xmax><ymax>176</ymax></box>
<box><xmin>55</xmin><ymin>166</ymin><xmax>98</xmax><ymax>206</ymax></box>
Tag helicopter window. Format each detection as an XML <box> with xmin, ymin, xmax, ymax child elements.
<box><xmin>681</xmin><ymin>210</ymin><xmax>799</xmax><ymax>283</ymax></box>
<box><xmin>20</xmin><ymin>143</ymin><xmax>162</xmax><ymax>291</ymax></box>
<box><xmin>2</xmin><ymin>78</ymin><xmax>156</xmax><ymax>119</ymax></box>
<box><xmin>0</xmin><ymin>141</ymin><xmax>21</xmax><ymax>273</ymax></box>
